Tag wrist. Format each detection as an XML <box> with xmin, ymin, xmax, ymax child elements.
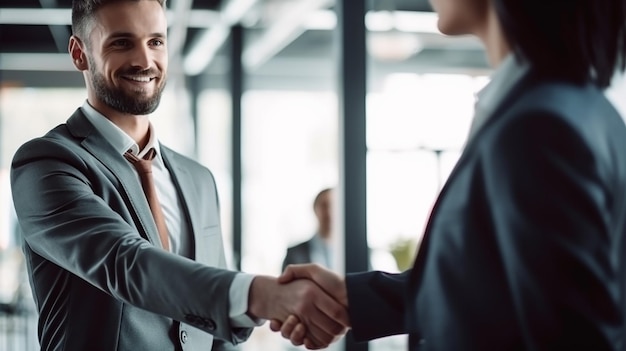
<box><xmin>247</xmin><ymin>275</ymin><xmax>276</xmax><ymax>319</ymax></box>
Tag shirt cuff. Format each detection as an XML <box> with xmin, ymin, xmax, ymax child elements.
<box><xmin>229</xmin><ymin>273</ymin><xmax>266</xmax><ymax>327</ymax></box>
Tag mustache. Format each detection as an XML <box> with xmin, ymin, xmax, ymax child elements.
<box><xmin>118</xmin><ymin>68</ymin><xmax>162</xmax><ymax>78</ymax></box>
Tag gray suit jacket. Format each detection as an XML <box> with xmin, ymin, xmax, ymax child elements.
<box><xmin>11</xmin><ymin>109</ymin><xmax>252</xmax><ymax>350</ymax></box>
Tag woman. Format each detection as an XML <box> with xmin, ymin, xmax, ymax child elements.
<box><xmin>276</xmin><ymin>0</ymin><xmax>626</xmax><ymax>350</ymax></box>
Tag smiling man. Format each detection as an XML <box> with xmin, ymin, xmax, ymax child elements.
<box><xmin>72</xmin><ymin>0</ymin><xmax>167</xmax><ymax>132</ymax></box>
<box><xmin>10</xmin><ymin>1</ymin><xmax>349</xmax><ymax>350</ymax></box>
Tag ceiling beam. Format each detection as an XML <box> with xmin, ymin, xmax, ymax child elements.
<box><xmin>0</xmin><ymin>8</ymin><xmax>71</xmax><ymax>25</ymax></box>
<box><xmin>0</xmin><ymin>7</ymin><xmax>437</xmax><ymax>32</ymax></box>
<box><xmin>39</xmin><ymin>0</ymin><xmax>72</xmax><ymax>53</ymax></box>
<box><xmin>242</xmin><ymin>0</ymin><xmax>333</xmax><ymax>71</ymax></box>
<box><xmin>0</xmin><ymin>53</ymin><xmax>74</xmax><ymax>71</ymax></box>
<box><xmin>242</xmin><ymin>9</ymin><xmax>442</xmax><ymax>71</ymax></box>
<box><xmin>0</xmin><ymin>8</ymin><xmax>220</xmax><ymax>28</ymax></box>
<box><xmin>183</xmin><ymin>0</ymin><xmax>258</xmax><ymax>76</ymax></box>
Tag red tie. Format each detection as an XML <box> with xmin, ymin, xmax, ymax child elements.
<box><xmin>124</xmin><ymin>148</ymin><xmax>170</xmax><ymax>251</ymax></box>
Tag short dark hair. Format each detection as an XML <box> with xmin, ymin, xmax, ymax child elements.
<box><xmin>71</xmin><ymin>0</ymin><xmax>166</xmax><ymax>42</ymax></box>
<box><xmin>494</xmin><ymin>0</ymin><xmax>626</xmax><ymax>88</ymax></box>
<box><xmin>313</xmin><ymin>188</ymin><xmax>333</xmax><ymax>210</ymax></box>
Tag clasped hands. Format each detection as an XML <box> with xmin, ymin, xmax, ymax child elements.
<box><xmin>248</xmin><ymin>264</ymin><xmax>349</xmax><ymax>349</ymax></box>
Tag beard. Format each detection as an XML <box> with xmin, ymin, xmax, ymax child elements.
<box><xmin>88</xmin><ymin>58</ymin><xmax>166</xmax><ymax>115</ymax></box>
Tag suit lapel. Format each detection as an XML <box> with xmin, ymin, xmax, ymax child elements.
<box><xmin>160</xmin><ymin>146</ymin><xmax>197</xmax><ymax>259</ymax></box>
<box><xmin>66</xmin><ymin>109</ymin><xmax>163</xmax><ymax>247</ymax></box>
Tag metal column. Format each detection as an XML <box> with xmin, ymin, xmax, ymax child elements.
<box><xmin>336</xmin><ymin>1</ymin><xmax>369</xmax><ymax>351</ymax></box>
<box><xmin>230</xmin><ymin>25</ymin><xmax>244</xmax><ymax>271</ymax></box>
<box><xmin>0</xmin><ymin>87</ymin><xmax>3</xmax><ymax>169</ymax></box>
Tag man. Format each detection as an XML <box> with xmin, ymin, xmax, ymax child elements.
<box><xmin>282</xmin><ymin>188</ymin><xmax>334</xmax><ymax>271</ymax></box>
<box><xmin>276</xmin><ymin>0</ymin><xmax>626</xmax><ymax>350</ymax></box>
<box><xmin>10</xmin><ymin>1</ymin><xmax>347</xmax><ymax>350</ymax></box>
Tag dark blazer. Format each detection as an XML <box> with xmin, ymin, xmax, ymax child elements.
<box><xmin>282</xmin><ymin>238</ymin><xmax>314</xmax><ymax>272</ymax></box>
<box><xmin>345</xmin><ymin>73</ymin><xmax>626</xmax><ymax>350</ymax></box>
<box><xmin>11</xmin><ymin>109</ymin><xmax>251</xmax><ymax>350</ymax></box>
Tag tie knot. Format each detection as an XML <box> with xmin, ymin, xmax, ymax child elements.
<box><xmin>124</xmin><ymin>148</ymin><xmax>156</xmax><ymax>173</ymax></box>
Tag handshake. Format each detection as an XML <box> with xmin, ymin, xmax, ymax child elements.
<box><xmin>247</xmin><ymin>264</ymin><xmax>350</xmax><ymax>350</ymax></box>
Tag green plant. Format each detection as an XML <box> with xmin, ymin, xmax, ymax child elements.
<box><xmin>389</xmin><ymin>237</ymin><xmax>418</xmax><ymax>271</ymax></box>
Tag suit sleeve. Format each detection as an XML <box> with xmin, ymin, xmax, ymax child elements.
<box><xmin>11</xmin><ymin>138</ymin><xmax>245</xmax><ymax>343</ymax></box>
<box><xmin>345</xmin><ymin>270</ymin><xmax>412</xmax><ymax>342</ymax></box>
<box><xmin>483</xmin><ymin>111</ymin><xmax>621</xmax><ymax>350</ymax></box>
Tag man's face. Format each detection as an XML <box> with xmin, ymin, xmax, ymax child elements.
<box><xmin>84</xmin><ymin>1</ymin><xmax>168</xmax><ymax>115</ymax></box>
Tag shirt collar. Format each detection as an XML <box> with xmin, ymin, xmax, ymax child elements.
<box><xmin>475</xmin><ymin>54</ymin><xmax>526</xmax><ymax>109</ymax></box>
<box><xmin>468</xmin><ymin>54</ymin><xmax>529</xmax><ymax>141</ymax></box>
<box><xmin>80</xmin><ymin>101</ymin><xmax>163</xmax><ymax>164</ymax></box>
<box><xmin>311</xmin><ymin>232</ymin><xmax>329</xmax><ymax>248</ymax></box>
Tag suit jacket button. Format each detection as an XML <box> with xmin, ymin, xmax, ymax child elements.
<box><xmin>180</xmin><ymin>330</ymin><xmax>188</xmax><ymax>344</ymax></box>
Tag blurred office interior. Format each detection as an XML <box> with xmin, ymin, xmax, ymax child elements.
<box><xmin>1</xmin><ymin>1</ymin><xmax>626</xmax><ymax>351</ymax></box>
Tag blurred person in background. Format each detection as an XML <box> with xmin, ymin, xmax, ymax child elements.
<box><xmin>10</xmin><ymin>1</ymin><xmax>348</xmax><ymax>350</ymax></box>
<box><xmin>281</xmin><ymin>188</ymin><xmax>379</xmax><ymax>274</ymax></box>
<box><xmin>282</xmin><ymin>188</ymin><xmax>334</xmax><ymax>271</ymax></box>
<box><xmin>275</xmin><ymin>0</ymin><xmax>626</xmax><ymax>350</ymax></box>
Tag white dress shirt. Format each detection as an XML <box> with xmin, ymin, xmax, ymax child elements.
<box><xmin>81</xmin><ymin>101</ymin><xmax>260</xmax><ymax>328</ymax></box>
<box><xmin>309</xmin><ymin>233</ymin><xmax>332</xmax><ymax>268</ymax></box>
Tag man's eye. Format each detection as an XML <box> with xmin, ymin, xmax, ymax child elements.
<box><xmin>112</xmin><ymin>40</ymin><xmax>130</xmax><ymax>47</ymax></box>
<box><xmin>151</xmin><ymin>39</ymin><xmax>165</xmax><ymax>47</ymax></box>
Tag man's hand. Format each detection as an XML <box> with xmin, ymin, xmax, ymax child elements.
<box><xmin>279</xmin><ymin>264</ymin><xmax>348</xmax><ymax>307</ymax></box>
<box><xmin>270</xmin><ymin>264</ymin><xmax>350</xmax><ymax>349</ymax></box>
<box><xmin>247</xmin><ymin>275</ymin><xmax>349</xmax><ymax>349</ymax></box>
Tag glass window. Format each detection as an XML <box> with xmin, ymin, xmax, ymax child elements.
<box><xmin>367</xmin><ymin>73</ymin><xmax>487</xmax><ymax>267</ymax></box>
<box><xmin>235</xmin><ymin>89</ymin><xmax>338</xmax><ymax>351</ymax></box>
<box><xmin>240</xmin><ymin>90</ymin><xmax>339</xmax><ymax>275</ymax></box>
<box><xmin>197</xmin><ymin>89</ymin><xmax>237</xmax><ymax>268</ymax></box>
<box><xmin>366</xmin><ymin>73</ymin><xmax>488</xmax><ymax>351</ymax></box>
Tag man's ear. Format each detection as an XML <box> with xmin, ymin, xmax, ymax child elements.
<box><xmin>68</xmin><ymin>36</ymin><xmax>88</xmax><ymax>71</ymax></box>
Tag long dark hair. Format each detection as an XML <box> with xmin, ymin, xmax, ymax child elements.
<box><xmin>494</xmin><ymin>0</ymin><xmax>626</xmax><ymax>88</ymax></box>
